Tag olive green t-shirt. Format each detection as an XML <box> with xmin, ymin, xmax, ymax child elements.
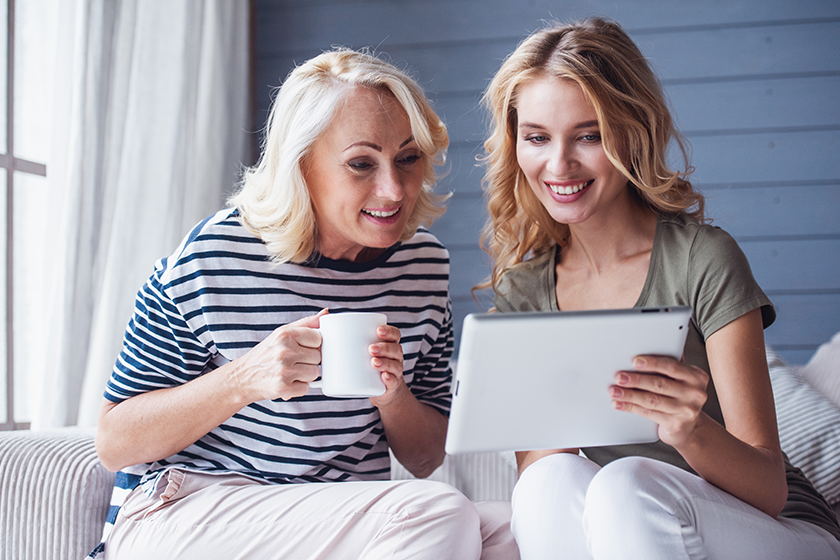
<box><xmin>494</xmin><ymin>213</ymin><xmax>840</xmax><ymax>539</ymax></box>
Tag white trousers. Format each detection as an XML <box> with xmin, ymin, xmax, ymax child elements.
<box><xmin>105</xmin><ymin>468</ymin><xmax>520</xmax><ymax>560</ymax></box>
<box><xmin>510</xmin><ymin>454</ymin><xmax>840</xmax><ymax>560</ymax></box>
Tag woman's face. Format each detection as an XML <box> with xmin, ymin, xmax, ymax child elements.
<box><xmin>305</xmin><ymin>87</ymin><xmax>424</xmax><ymax>262</ymax></box>
<box><xmin>515</xmin><ymin>75</ymin><xmax>629</xmax><ymax>227</ymax></box>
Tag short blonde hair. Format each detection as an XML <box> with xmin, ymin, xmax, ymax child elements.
<box><xmin>230</xmin><ymin>48</ymin><xmax>449</xmax><ymax>264</ymax></box>
<box><xmin>481</xmin><ymin>18</ymin><xmax>704</xmax><ymax>288</ymax></box>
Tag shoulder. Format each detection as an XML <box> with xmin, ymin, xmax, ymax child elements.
<box><xmin>495</xmin><ymin>248</ymin><xmax>555</xmax><ymax>313</ymax></box>
<box><xmin>657</xmin><ymin>213</ymin><xmax>738</xmax><ymax>254</ymax></box>
<box><xmin>655</xmin><ymin>213</ymin><xmax>775</xmax><ymax>334</ymax></box>
<box><xmin>155</xmin><ymin>208</ymin><xmax>265</xmax><ymax>285</ymax></box>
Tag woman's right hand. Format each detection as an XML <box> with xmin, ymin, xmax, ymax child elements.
<box><xmin>97</xmin><ymin>310</ymin><xmax>327</xmax><ymax>471</ymax></box>
<box><xmin>229</xmin><ymin>310</ymin><xmax>326</xmax><ymax>403</ymax></box>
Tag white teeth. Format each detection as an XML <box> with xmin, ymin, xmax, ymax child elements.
<box><xmin>364</xmin><ymin>208</ymin><xmax>399</xmax><ymax>218</ymax></box>
<box><xmin>549</xmin><ymin>181</ymin><xmax>591</xmax><ymax>195</ymax></box>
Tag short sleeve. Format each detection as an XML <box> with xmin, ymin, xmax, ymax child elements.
<box><xmin>105</xmin><ymin>261</ymin><xmax>212</xmax><ymax>403</ymax></box>
<box><xmin>687</xmin><ymin>225</ymin><xmax>775</xmax><ymax>339</ymax></box>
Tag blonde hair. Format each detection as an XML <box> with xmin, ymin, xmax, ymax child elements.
<box><xmin>229</xmin><ymin>48</ymin><xmax>449</xmax><ymax>264</ymax></box>
<box><xmin>480</xmin><ymin>17</ymin><xmax>704</xmax><ymax>289</ymax></box>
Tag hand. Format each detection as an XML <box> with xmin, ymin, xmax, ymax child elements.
<box><xmin>229</xmin><ymin>310</ymin><xmax>326</xmax><ymax>403</ymax></box>
<box><xmin>368</xmin><ymin>324</ymin><xmax>407</xmax><ymax>408</ymax></box>
<box><xmin>609</xmin><ymin>355</ymin><xmax>709</xmax><ymax>448</ymax></box>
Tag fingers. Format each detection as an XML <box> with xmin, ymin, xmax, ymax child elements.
<box><xmin>609</xmin><ymin>356</ymin><xmax>709</xmax><ymax>446</ymax></box>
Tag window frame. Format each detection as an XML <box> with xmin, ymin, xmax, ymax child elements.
<box><xmin>1</xmin><ymin>0</ymin><xmax>45</xmax><ymax>431</ymax></box>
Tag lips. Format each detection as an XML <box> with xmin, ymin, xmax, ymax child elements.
<box><xmin>362</xmin><ymin>207</ymin><xmax>400</xmax><ymax>218</ymax></box>
<box><xmin>547</xmin><ymin>179</ymin><xmax>594</xmax><ymax>195</ymax></box>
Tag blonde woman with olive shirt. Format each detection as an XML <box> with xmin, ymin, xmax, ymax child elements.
<box><xmin>480</xmin><ymin>17</ymin><xmax>840</xmax><ymax>560</ymax></box>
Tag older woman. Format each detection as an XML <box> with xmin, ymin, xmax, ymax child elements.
<box><xmin>480</xmin><ymin>17</ymin><xmax>840</xmax><ymax>560</ymax></box>
<box><xmin>89</xmin><ymin>48</ymin><xmax>512</xmax><ymax>560</ymax></box>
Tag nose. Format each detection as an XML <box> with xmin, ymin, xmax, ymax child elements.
<box><xmin>374</xmin><ymin>164</ymin><xmax>405</xmax><ymax>201</ymax></box>
<box><xmin>546</xmin><ymin>141</ymin><xmax>577</xmax><ymax>177</ymax></box>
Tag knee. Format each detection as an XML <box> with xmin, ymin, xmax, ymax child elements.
<box><xmin>400</xmin><ymin>479</ymin><xmax>480</xmax><ymax>528</ymax></box>
<box><xmin>584</xmin><ymin>457</ymin><xmax>676</xmax><ymax>537</ymax></box>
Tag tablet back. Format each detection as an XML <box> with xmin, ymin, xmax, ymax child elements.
<box><xmin>444</xmin><ymin>306</ymin><xmax>692</xmax><ymax>454</ymax></box>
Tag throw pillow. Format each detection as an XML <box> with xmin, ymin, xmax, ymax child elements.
<box><xmin>799</xmin><ymin>331</ymin><xmax>840</xmax><ymax>410</ymax></box>
<box><xmin>768</xmin><ymin>346</ymin><xmax>840</xmax><ymax>505</ymax></box>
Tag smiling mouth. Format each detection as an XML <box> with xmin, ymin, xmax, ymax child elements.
<box><xmin>362</xmin><ymin>208</ymin><xmax>400</xmax><ymax>218</ymax></box>
<box><xmin>548</xmin><ymin>179</ymin><xmax>594</xmax><ymax>195</ymax></box>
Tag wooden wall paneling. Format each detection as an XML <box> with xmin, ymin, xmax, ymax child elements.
<box><xmin>638</xmin><ymin>20</ymin><xmax>840</xmax><ymax>81</ymax></box>
<box><xmin>740</xmin><ymin>239</ymin><xmax>840</xmax><ymax>292</ymax></box>
<box><xmin>687</xmin><ymin>130</ymin><xmax>840</xmax><ymax>185</ymax></box>
<box><xmin>436</xmin><ymin>143</ymin><xmax>485</xmax><ymax>194</ymax></box>
<box><xmin>253</xmin><ymin>0</ymin><xmax>840</xmax><ymax>53</ymax></box>
<box><xmin>703</xmin><ymin>184</ymin><xmax>840</xmax><ymax>238</ymax></box>
<box><xmin>767</xmin><ymin>294</ymin><xmax>840</xmax><ymax>364</ymax></box>
<box><xmin>666</xmin><ymin>76</ymin><xmax>840</xmax><ymax>133</ymax></box>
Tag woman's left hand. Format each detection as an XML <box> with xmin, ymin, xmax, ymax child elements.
<box><xmin>368</xmin><ymin>324</ymin><xmax>407</xmax><ymax>408</ymax></box>
<box><xmin>609</xmin><ymin>355</ymin><xmax>710</xmax><ymax>448</ymax></box>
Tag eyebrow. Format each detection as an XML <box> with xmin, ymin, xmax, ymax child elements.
<box><xmin>343</xmin><ymin>136</ymin><xmax>415</xmax><ymax>152</ymax></box>
<box><xmin>519</xmin><ymin>120</ymin><xmax>599</xmax><ymax>130</ymax></box>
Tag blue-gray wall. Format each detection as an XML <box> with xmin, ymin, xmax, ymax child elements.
<box><xmin>252</xmin><ymin>0</ymin><xmax>840</xmax><ymax>365</ymax></box>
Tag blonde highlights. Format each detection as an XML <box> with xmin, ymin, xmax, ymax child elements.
<box><xmin>229</xmin><ymin>48</ymin><xmax>449</xmax><ymax>264</ymax></box>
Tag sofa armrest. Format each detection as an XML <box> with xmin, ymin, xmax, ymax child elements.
<box><xmin>0</xmin><ymin>428</ymin><xmax>114</xmax><ymax>560</ymax></box>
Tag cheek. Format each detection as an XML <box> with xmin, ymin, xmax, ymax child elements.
<box><xmin>516</xmin><ymin>143</ymin><xmax>539</xmax><ymax>180</ymax></box>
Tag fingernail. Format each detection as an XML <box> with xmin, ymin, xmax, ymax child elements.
<box><xmin>634</xmin><ymin>357</ymin><xmax>646</xmax><ymax>368</ymax></box>
<box><xmin>609</xmin><ymin>386</ymin><xmax>623</xmax><ymax>398</ymax></box>
<box><xmin>617</xmin><ymin>373</ymin><xmax>630</xmax><ymax>385</ymax></box>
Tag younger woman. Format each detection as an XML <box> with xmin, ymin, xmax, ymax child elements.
<box><xmin>481</xmin><ymin>17</ymin><xmax>840</xmax><ymax>560</ymax></box>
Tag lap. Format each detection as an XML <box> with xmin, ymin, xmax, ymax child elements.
<box><xmin>105</xmin><ymin>469</ymin><xmax>483</xmax><ymax>560</ymax></box>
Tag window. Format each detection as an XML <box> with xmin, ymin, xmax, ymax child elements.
<box><xmin>1</xmin><ymin>0</ymin><xmax>51</xmax><ymax>430</ymax></box>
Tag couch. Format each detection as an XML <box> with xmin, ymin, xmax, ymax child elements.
<box><xmin>2</xmin><ymin>336</ymin><xmax>839</xmax><ymax>560</ymax></box>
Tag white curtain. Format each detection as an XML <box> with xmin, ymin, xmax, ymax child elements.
<box><xmin>33</xmin><ymin>0</ymin><xmax>250</xmax><ymax>428</ymax></box>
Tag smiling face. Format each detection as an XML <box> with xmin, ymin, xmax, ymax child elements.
<box><xmin>304</xmin><ymin>87</ymin><xmax>424</xmax><ymax>262</ymax></box>
<box><xmin>515</xmin><ymin>75</ymin><xmax>631</xmax><ymax>228</ymax></box>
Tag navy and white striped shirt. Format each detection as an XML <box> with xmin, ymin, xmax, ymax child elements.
<box><xmin>89</xmin><ymin>207</ymin><xmax>454</xmax><ymax>557</ymax></box>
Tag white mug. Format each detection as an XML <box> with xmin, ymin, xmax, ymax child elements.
<box><xmin>311</xmin><ymin>312</ymin><xmax>388</xmax><ymax>398</ymax></box>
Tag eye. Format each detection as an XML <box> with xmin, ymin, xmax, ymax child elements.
<box><xmin>580</xmin><ymin>133</ymin><xmax>601</xmax><ymax>143</ymax></box>
<box><xmin>397</xmin><ymin>153</ymin><xmax>421</xmax><ymax>166</ymax></box>
<box><xmin>348</xmin><ymin>159</ymin><xmax>373</xmax><ymax>171</ymax></box>
<box><xmin>524</xmin><ymin>134</ymin><xmax>549</xmax><ymax>145</ymax></box>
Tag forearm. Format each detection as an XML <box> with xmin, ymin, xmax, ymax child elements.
<box><xmin>96</xmin><ymin>365</ymin><xmax>249</xmax><ymax>472</ymax></box>
<box><xmin>676</xmin><ymin>413</ymin><xmax>788</xmax><ymax>517</ymax></box>
<box><xmin>378</xmin><ymin>383</ymin><xmax>447</xmax><ymax>478</ymax></box>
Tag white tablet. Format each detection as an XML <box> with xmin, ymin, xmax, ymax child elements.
<box><xmin>444</xmin><ymin>306</ymin><xmax>692</xmax><ymax>454</ymax></box>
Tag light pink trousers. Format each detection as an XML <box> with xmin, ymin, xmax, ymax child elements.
<box><xmin>104</xmin><ymin>468</ymin><xmax>520</xmax><ymax>560</ymax></box>
<box><xmin>511</xmin><ymin>453</ymin><xmax>840</xmax><ymax>560</ymax></box>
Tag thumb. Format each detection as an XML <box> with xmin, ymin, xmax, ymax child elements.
<box><xmin>287</xmin><ymin>308</ymin><xmax>329</xmax><ymax>329</ymax></box>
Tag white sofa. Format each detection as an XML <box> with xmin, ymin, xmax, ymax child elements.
<box><xmin>2</xmin><ymin>337</ymin><xmax>839</xmax><ymax>560</ymax></box>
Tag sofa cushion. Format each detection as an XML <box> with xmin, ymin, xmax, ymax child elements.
<box><xmin>799</xmin><ymin>331</ymin><xmax>840</xmax><ymax>410</ymax></box>
<box><xmin>768</xmin><ymin>346</ymin><xmax>840</xmax><ymax>505</ymax></box>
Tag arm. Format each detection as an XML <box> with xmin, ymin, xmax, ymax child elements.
<box><xmin>610</xmin><ymin>308</ymin><xmax>787</xmax><ymax>517</ymax></box>
<box><xmin>368</xmin><ymin>324</ymin><xmax>447</xmax><ymax>478</ymax></box>
<box><xmin>96</xmin><ymin>312</ymin><xmax>325</xmax><ymax>472</ymax></box>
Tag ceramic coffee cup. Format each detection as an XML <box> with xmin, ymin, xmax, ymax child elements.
<box><xmin>311</xmin><ymin>312</ymin><xmax>388</xmax><ymax>398</ymax></box>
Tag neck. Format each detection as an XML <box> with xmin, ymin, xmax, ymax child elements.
<box><xmin>563</xmin><ymin>197</ymin><xmax>658</xmax><ymax>273</ymax></box>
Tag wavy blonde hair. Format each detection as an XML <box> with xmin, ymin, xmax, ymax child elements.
<box><xmin>480</xmin><ymin>17</ymin><xmax>704</xmax><ymax>289</ymax></box>
<box><xmin>229</xmin><ymin>48</ymin><xmax>449</xmax><ymax>264</ymax></box>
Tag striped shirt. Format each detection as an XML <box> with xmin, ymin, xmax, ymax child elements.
<box><xmin>88</xmin><ymin>207</ymin><xmax>454</xmax><ymax>557</ymax></box>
